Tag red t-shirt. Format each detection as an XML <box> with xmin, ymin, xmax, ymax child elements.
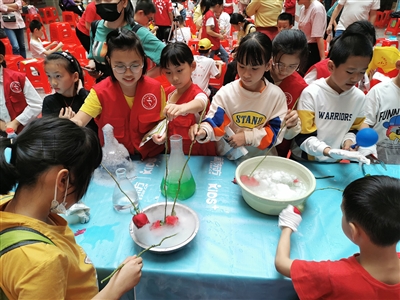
<box><xmin>291</xmin><ymin>253</ymin><xmax>400</xmax><ymax>300</ymax></box>
<box><xmin>76</xmin><ymin>2</ymin><xmax>101</xmax><ymax>36</ymax></box>
<box><xmin>224</xmin><ymin>0</ymin><xmax>234</xmax><ymax>15</ymax></box>
<box><xmin>275</xmin><ymin>71</ymin><xmax>307</xmax><ymax>157</ymax></box>
<box><xmin>154</xmin><ymin>0</ymin><xmax>173</xmax><ymax>26</ymax></box>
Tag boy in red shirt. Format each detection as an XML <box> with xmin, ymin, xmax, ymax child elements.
<box><xmin>275</xmin><ymin>175</ymin><xmax>400</xmax><ymax>299</ymax></box>
<box><xmin>154</xmin><ymin>0</ymin><xmax>173</xmax><ymax>41</ymax></box>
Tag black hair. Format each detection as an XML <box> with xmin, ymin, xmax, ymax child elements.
<box><xmin>329</xmin><ymin>32</ymin><xmax>373</xmax><ymax>67</ymax></box>
<box><xmin>29</xmin><ymin>19</ymin><xmax>43</xmax><ymax>32</ymax></box>
<box><xmin>210</xmin><ymin>0</ymin><xmax>223</xmax><ymax>6</ymax></box>
<box><xmin>236</xmin><ymin>32</ymin><xmax>272</xmax><ymax>66</ymax></box>
<box><xmin>342</xmin><ymin>176</ymin><xmax>400</xmax><ymax>247</ymax></box>
<box><xmin>0</xmin><ymin>40</ymin><xmax>6</xmax><ymax>68</ymax></box>
<box><xmin>328</xmin><ymin>20</ymin><xmax>376</xmax><ymax>58</ymax></box>
<box><xmin>230</xmin><ymin>13</ymin><xmax>253</xmax><ymax>32</ymax></box>
<box><xmin>277</xmin><ymin>12</ymin><xmax>294</xmax><ymax>26</ymax></box>
<box><xmin>44</xmin><ymin>52</ymin><xmax>84</xmax><ymax>89</ymax></box>
<box><xmin>176</xmin><ymin>15</ymin><xmax>185</xmax><ymax>25</ymax></box>
<box><xmin>105</xmin><ymin>28</ymin><xmax>147</xmax><ymax>81</ymax></box>
<box><xmin>135</xmin><ymin>0</ymin><xmax>156</xmax><ymax>15</ymax></box>
<box><xmin>272</xmin><ymin>29</ymin><xmax>308</xmax><ymax>71</ymax></box>
<box><xmin>124</xmin><ymin>0</ymin><xmax>135</xmax><ymax>25</ymax></box>
<box><xmin>0</xmin><ymin>117</ymin><xmax>102</xmax><ymax>201</ymax></box>
<box><xmin>160</xmin><ymin>42</ymin><xmax>194</xmax><ymax>69</ymax></box>
<box><xmin>200</xmin><ymin>0</ymin><xmax>211</xmax><ymax>15</ymax></box>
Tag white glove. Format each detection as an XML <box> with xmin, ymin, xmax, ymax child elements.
<box><xmin>358</xmin><ymin>145</ymin><xmax>377</xmax><ymax>158</ymax></box>
<box><xmin>328</xmin><ymin>149</ymin><xmax>370</xmax><ymax>165</ymax></box>
<box><xmin>278</xmin><ymin>205</ymin><xmax>302</xmax><ymax>232</ymax></box>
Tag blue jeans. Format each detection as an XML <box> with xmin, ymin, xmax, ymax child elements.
<box><xmin>210</xmin><ymin>46</ymin><xmax>229</xmax><ymax>64</ymax></box>
<box><xmin>334</xmin><ymin>30</ymin><xmax>344</xmax><ymax>38</ymax></box>
<box><xmin>4</xmin><ymin>28</ymin><xmax>26</xmax><ymax>58</ymax></box>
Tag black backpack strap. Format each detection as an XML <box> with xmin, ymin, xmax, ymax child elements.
<box><xmin>0</xmin><ymin>226</ymin><xmax>55</xmax><ymax>257</ymax></box>
<box><xmin>131</xmin><ymin>22</ymin><xmax>142</xmax><ymax>33</ymax></box>
<box><xmin>91</xmin><ymin>20</ymin><xmax>101</xmax><ymax>39</ymax></box>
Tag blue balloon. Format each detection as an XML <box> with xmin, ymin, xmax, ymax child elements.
<box><xmin>356</xmin><ymin>128</ymin><xmax>379</xmax><ymax>147</ymax></box>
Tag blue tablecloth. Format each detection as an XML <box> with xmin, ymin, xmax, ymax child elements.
<box><xmin>69</xmin><ymin>156</ymin><xmax>400</xmax><ymax>300</ymax></box>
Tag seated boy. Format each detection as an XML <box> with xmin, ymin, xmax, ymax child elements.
<box><xmin>275</xmin><ymin>175</ymin><xmax>400</xmax><ymax>298</ymax></box>
<box><xmin>29</xmin><ymin>20</ymin><xmax>63</xmax><ymax>59</ymax></box>
<box><xmin>360</xmin><ymin>58</ymin><xmax>400</xmax><ymax>165</ymax></box>
<box><xmin>134</xmin><ymin>0</ymin><xmax>156</xmax><ymax>28</ymax></box>
<box><xmin>277</xmin><ymin>12</ymin><xmax>294</xmax><ymax>32</ymax></box>
<box><xmin>292</xmin><ymin>32</ymin><xmax>372</xmax><ymax>164</ymax></box>
<box><xmin>192</xmin><ymin>38</ymin><xmax>222</xmax><ymax>99</ymax></box>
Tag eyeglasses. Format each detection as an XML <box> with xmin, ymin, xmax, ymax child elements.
<box><xmin>112</xmin><ymin>64</ymin><xmax>144</xmax><ymax>74</ymax></box>
<box><xmin>272</xmin><ymin>62</ymin><xmax>299</xmax><ymax>73</ymax></box>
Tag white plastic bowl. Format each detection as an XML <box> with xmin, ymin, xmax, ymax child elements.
<box><xmin>235</xmin><ymin>156</ymin><xmax>316</xmax><ymax>215</ymax></box>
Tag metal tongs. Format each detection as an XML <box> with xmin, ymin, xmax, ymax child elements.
<box><xmin>368</xmin><ymin>154</ymin><xmax>387</xmax><ymax>171</ymax></box>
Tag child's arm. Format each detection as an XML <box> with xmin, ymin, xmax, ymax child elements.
<box><xmin>70</xmin><ymin>89</ymin><xmax>101</xmax><ymax>126</ymax></box>
<box><xmin>284</xmin><ymin>110</ymin><xmax>301</xmax><ymax>140</ymax></box>
<box><xmin>164</xmin><ymin>93</ymin><xmax>207</xmax><ymax>120</ymax></box>
<box><xmin>275</xmin><ymin>205</ymin><xmax>302</xmax><ymax>278</ymax></box>
<box><xmin>43</xmin><ymin>42</ymin><xmax>64</xmax><ymax>56</ymax></box>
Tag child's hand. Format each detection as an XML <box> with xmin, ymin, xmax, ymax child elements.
<box><xmin>284</xmin><ymin>110</ymin><xmax>298</xmax><ymax>129</ymax></box>
<box><xmin>189</xmin><ymin>124</ymin><xmax>205</xmax><ymax>141</ymax></box>
<box><xmin>59</xmin><ymin>107</ymin><xmax>75</xmax><ymax>119</ymax></box>
<box><xmin>342</xmin><ymin>139</ymin><xmax>354</xmax><ymax>151</ymax></box>
<box><xmin>278</xmin><ymin>205</ymin><xmax>302</xmax><ymax>232</ymax></box>
<box><xmin>152</xmin><ymin>133</ymin><xmax>166</xmax><ymax>145</ymax></box>
<box><xmin>108</xmin><ymin>256</ymin><xmax>143</xmax><ymax>296</ymax></box>
<box><xmin>58</xmin><ymin>42</ymin><xmax>64</xmax><ymax>48</ymax></box>
<box><xmin>163</xmin><ymin>104</ymin><xmax>187</xmax><ymax>121</ymax></box>
<box><xmin>227</xmin><ymin>132</ymin><xmax>246</xmax><ymax>148</ymax></box>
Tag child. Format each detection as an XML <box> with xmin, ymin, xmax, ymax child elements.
<box><xmin>229</xmin><ymin>13</ymin><xmax>256</xmax><ymax>45</ymax></box>
<box><xmin>189</xmin><ymin>32</ymin><xmax>288</xmax><ymax>160</ymax></box>
<box><xmin>75</xmin><ymin>1</ymin><xmax>101</xmax><ymax>53</ymax></box>
<box><xmin>192</xmin><ymin>38</ymin><xmax>222</xmax><ymax>98</ymax></box>
<box><xmin>267</xmin><ymin>29</ymin><xmax>308</xmax><ymax>158</ymax></box>
<box><xmin>200</xmin><ymin>0</ymin><xmax>229</xmax><ymax>63</ymax></box>
<box><xmin>277</xmin><ymin>12</ymin><xmax>294</xmax><ymax>32</ymax></box>
<box><xmin>29</xmin><ymin>20</ymin><xmax>63</xmax><ymax>59</ymax></box>
<box><xmin>156</xmin><ymin>42</ymin><xmax>216</xmax><ymax>155</ymax></box>
<box><xmin>0</xmin><ymin>40</ymin><xmax>42</xmax><ymax>133</ymax></box>
<box><xmin>360</xmin><ymin>59</ymin><xmax>400</xmax><ymax>165</ymax></box>
<box><xmin>71</xmin><ymin>28</ymin><xmax>166</xmax><ymax>159</ymax></box>
<box><xmin>42</xmin><ymin>52</ymin><xmax>97</xmax><ymax>133</ymax></box>
<box><xmin>134</xmin><ymin>0</ymin><xmax>156</xmax><ymax>27</ymax></box>
<box><xmin>275</xmin><ymin>175</ymin><xmax>400</xmax><ymax>298</ymax></box>
<box><xmin>173</xmin><ymin>15</ymin><xmax>192</xmax><ymax>43</ymax></box>
<box><xmin>283</xmin><ymin>0</ymin><xmax>295</xmax><ymax>25</ymax></box>
<box><xmin>304</xmin><ymin>20</ymin><xmax>376</xmax><ymax>86</ymax></box>
<box><xmin>0</xmin><ymin>117</ymin><xmax>143</xmax><ymax>299</ymax></box>
<box><xmin>292</xmin><ymin>32</ymin><xmax>372</xmax><ymax>164</ymax></box>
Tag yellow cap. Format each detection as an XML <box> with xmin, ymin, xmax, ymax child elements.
<box><xmin>198</xmin><ymin>38</ymin><xmax>213</xmax><ymax>50</ymax></box>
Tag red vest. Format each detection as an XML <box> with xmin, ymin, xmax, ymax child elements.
<box><xmin>165</xmin><ymin>83</ymin><xmax>216</xmax><ymax>156</ymax></box>
<box><xmin>201</xmin><ymin>10</ymin><xmax>220</xmax><ymax>50</ymax></box>
<box><xmin>3</xmin><ymin>68</ymin><xmax>27</xmax><ymax>129</ymax></box>
<box><xmin>305</xmin><ymin>58</ymin><xmax>330</xmax><ymax>80</ymax></box>
<box><xmin>94</xmin><ymin>76</ymin><xmax>165</xmax><ymax>159</ymax></box>
<box><xmin>223</xmin><ymin>0</ymin><xmax>234</xmax><ymax>15</ymax></box>
<box><xmin>275</xmin><ymin>71</ymin><xmax>308</xmax><ymax>158</ymax></box>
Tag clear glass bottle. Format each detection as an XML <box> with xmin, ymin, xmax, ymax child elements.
<box><xmin>160</xmin><ymin>134</ymin><xmax>196</xmax><ymax>200</ymax></box>
<box><xmin>101</xmin><ymin>124</ymin><xmax>132</xmax><ymax>174</ymax></box>
<box><xmin>112</xmin><ymin>168</ymin><xmax>139</xmax><ymax>213</ymax></box>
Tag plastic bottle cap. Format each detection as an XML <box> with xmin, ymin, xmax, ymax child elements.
<box><xmin>5</xmin><ymin>128</ymin><xmax>15</xmax><ymax>134</ymax></box>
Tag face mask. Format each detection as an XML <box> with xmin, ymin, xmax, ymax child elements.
<box><xmin>96</xmin><ymin>1</ymin><xmax>122</xmax><ymax>22</ymax></box>
<box><xmin>50</xmin><ymin>176</ymin><xmax>70</xmax><ymax>215</ymax></box>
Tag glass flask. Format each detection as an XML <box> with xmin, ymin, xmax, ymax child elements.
<box><xmin>112</xmin><ymin>168</ymin><xmax>139</xmax><ymax>213</ymax></box>
<box><xmin>101</xmin><ymin>124</ymin><xmax>132</xmax><ymax>174</ymax></box>
<box><xmin>160</xmin><ymin>134</ymin><xmax>196</xmax><ymax>200</ymax></box>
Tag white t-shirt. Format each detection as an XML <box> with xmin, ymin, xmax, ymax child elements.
<box><xmin>363</xmin><ymin>79</ymin><xmax>400</xmax><ymax>164</ymax></box>
<box><xmin>337</xmin><ymin>0</ymin><xmax>380</xmax><ymax>31</ymax></box>
<box><xmin>30</xmin><ymin>38</ymin><xmax>46</xmax><ymax>59</ymax></box>
<box><xmin>218</xmin><ymin>12</ymin><xmax>231</xmax><ymax>36</ymax></box>
<box><xmin>175</xmin><ymin>27</ymin><xmax>192</xmax><ymax>43</ymax></box>
<box><xmin>192</xmin><ymin>55</ymin><xmax>220</xmax><ymax>96</ymax></box>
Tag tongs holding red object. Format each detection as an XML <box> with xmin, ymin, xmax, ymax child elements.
<box><xmin>368</xmin><ymin>154</ymin><xmax>387</xmax><ymax>171</ymax></box>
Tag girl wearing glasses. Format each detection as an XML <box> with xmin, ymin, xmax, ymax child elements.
<box><xmin>42</xmin><ymin>52</ymin><xmax>98</xmax><ymax>134</ymax></box>
<box><xmin>268</xmin><ymin>29</ymin><xmax>308</xmax><ymax>158</ymax></box>
<box><xmin>71</xmin><ymin>29</ymin><xmax>166</xmax><ymax>160</ymax></box>
<box><xmin>155</xmin><ymin>42</ymin><xmax>216</xmax><ymax>156</ymax></box>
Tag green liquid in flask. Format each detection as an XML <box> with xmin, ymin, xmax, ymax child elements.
<box><xmin>160</xmin><ymin>175</ymin><xmax>196</xmax><ymax>200</ymax></box>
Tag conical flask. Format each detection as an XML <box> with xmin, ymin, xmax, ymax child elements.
<box><xmin>160</xmin><ymin>134</ymin><xmax>196</xmax><ymax>200</ymax></box>
<box><xmin>112</xmin><ymin>168</ymin><xmax>139</xmax><ymax>213</ymax></box>
<box><xmin>101</xmin><ymin>124</ymin><xmax>132</xmax><ymax>174</ymax></box>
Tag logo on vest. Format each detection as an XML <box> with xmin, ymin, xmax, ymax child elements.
<box><xmin>10</xmin><ymin>81</ymin><xmax>22</xmax><ymax>93</ymax></box>
<box><xmin>284</xmin><ymin>92</ymin><xmax>293</xmax><ymax>107</ymax></box>
<box><xmin>142</xmin><ymin>93</ymin><xmax>157</xmax><ymax>110</ymax></box>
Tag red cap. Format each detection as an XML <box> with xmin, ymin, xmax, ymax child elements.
<box><xmin>5</xmin><ymin>128</ymin><xmax>15</xmax><ymax>134</ymax></box>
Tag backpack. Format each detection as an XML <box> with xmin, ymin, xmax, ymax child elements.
<box><xmin>0</xmin><ymin>227</ymin><xmax>54</xmax><ymax>300</ymax></box>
